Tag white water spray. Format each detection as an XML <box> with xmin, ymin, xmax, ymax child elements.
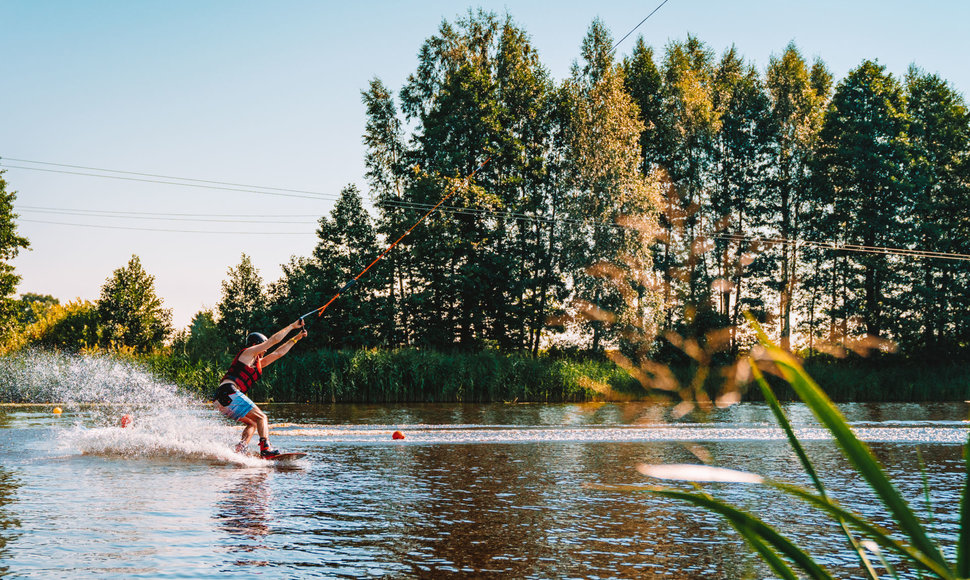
<box><xmin>0</xmin><ymin>350</ymin><xmax>262</xmax><ymax>465</ymax></box>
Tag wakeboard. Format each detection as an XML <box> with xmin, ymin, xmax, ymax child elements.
<box><xmin>259</xmin><ymin>452</ymin><xmax>307</xmax><ymax>462</ymax></box>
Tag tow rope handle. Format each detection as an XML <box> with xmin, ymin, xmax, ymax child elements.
<box><xmin>299</xmin><ymin>280</ymin><xmax>356</xmax><ymax>321</ymax></box>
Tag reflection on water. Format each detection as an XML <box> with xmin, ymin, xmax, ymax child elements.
<box><xmin>215</xmin><ymin>470</ymin><xmax>273</xmax><ymax>569</ymax></box>
<box><xmin>216</xmin><ymin>471</ymin><xmax>272</xmax><ymax>541</ymax></box>
<box><xmin>0</xmin><ymin>402</ymin><xmax>966</xmax><ymax>578</ymax></box>
<box><xmin>0</xmin><ymin>409</ymin><xmax>20</xmax><ymax>578</ymax></box>
<box><xmin>0</xmin><ymin>464</ymin><xmax>21</xmax><ymax>577</ymax></box>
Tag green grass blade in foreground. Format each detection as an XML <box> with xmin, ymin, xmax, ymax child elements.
<box><xmin>749</xmin><ymin>361</ymin><xmax>880</xmax><ymax>579</ymax></box>
<box><xmin>650</xmin><ymin>489</ymin><xmax>835</xmax><ymax>580</ymax></box>
<box><xmin>737</xmin><ymin>526</ymin><xmax>802</xmax><ymax>580</ymax></box>
<box><xmin>772</xmin><ymin>482</ymin><xmax>955</xmax><ymax>580</ymax></box>
<box><xmin>959</xmin><ymin>439</ymin><xmax>970</xmax><ymax>577</ymax></box>
<box><xmin>749</xmin><ymin>361</ymin><xmax>826</xmax><ymax>491</ymax></box>
<box><xmin>745</xmin><ymin>315</ymin><xmax>949</xmax><ymax>572</ymax></box>
<box><xmin>917</xmin><ymin>449</ymin><xmax>935</xmax><ymax>529</ymax></box>
<box><xmin>860</xmin><ymin>539</ymin><xmax>901</xmax><ymax>580</ymax></box>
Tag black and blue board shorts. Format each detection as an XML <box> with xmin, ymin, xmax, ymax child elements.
<box><xmin>213</xmin><ymin>383</ymin><xmax>256</xmax><ymax>421</ymax></box>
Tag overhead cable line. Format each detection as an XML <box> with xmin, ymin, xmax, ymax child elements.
<box><xmin>19</xmin><ymin>198</ymin><xmax>970</xmax><ymax>261</ymax></box>
<box><xmin>18</xmin><ymin>207</ymin><xmax>315</xmax><ymax>225</ymax></box>
<box><xmin>0</xmin><ymin>162</ymin><xmax>337</xmax><ymax>202</ymax></box>
<box><xmin>8</xmin><ymin>157</ymin><xmax>968</xmax><ymax>261</ymax></box>
<box><xmin>17</xmin><ymin>205</ymin><xmax>318</xmax><ymax>219</ymax></box>
<box><xmin>712</xmin><ymin>233</ymin><xmax>970</xmax><ymax>262</ymax></box>
<box><xmin>1</xmin><ymin>157</ymin><xmax>338</xmax><ymax>200</ymax></box>
<box><xmin>379</xmin><ymin>199</ymin><xmax>568</xmax><ymax>227</ymax></box>
<box><xmin>20</xmin><ymin>218</ymin><xmax>314</xmax><ymax>235</ymax></box>
<box><xmin>609</xmin><ymin>0</ymin><xmax>672</xmax><ymax>54</ymax></box>
<box><xmin>380</xmin><ymin>200</ymin><xmax>970</xmax><ymax>262</ymax></box>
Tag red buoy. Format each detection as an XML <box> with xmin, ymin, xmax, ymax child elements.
<box><xmin>392</xmin><ymin>430</ymin><xmax>405</xmax><ymax>440</ymax></box>
<box><xmin>120</xmin><ymin>414</ymin><xmax>132</xmax><ymax>428</ymax></box>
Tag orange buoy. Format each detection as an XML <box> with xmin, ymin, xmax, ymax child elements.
<box><xmin>52</xmin><ymin>407</ymin><xmax>62</xmax><ymax>415</ymax></box>
<box><xmin>392</xmin><ymin>430</ymin><xmax>405</xmax><ymax>440</ymax></box>
<box><xmin>120</xmin><ymin>414</ymin><xmax>132</xmax><ymax>428</ymax></box>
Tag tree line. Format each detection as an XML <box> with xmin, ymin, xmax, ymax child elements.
<box><xmin>8</xmin><ymin>11</ymin><xmax>970</xmax><ymax>371</ymax></box>
<box><xmin>269</xmin><ymin>12</ymin><xmax>969</xmax><ymax>362</ymax></box>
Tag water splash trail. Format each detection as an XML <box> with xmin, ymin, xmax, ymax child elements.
<box><xmin>0</xmin><ymin>349</ymin><xmax>263</xmax><ymax>466</ymax></box>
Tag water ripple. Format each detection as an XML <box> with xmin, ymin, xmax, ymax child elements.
<box><xmin>273</xmin><ymin>422</ymin><xmax>970</xmax><ymax>444</ymax></box>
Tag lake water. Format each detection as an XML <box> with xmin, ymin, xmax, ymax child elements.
<box><xmin>0</xmin><ymin>356</ymin><xmax>967</xmax><ymax>578</ymax></box>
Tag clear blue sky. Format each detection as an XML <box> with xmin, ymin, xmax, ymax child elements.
<box><xmin>2</xmin><ymin>0</ymin><xmax>968</xmax><ymax>330</ymax></box>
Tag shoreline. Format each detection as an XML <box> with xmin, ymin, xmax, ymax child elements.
<box><xmin>3</xmin><ymin>347</ymin><xmax>970</xmax><ymax>405</ymax></box>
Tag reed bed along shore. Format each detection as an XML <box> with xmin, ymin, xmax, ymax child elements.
<box><xmin>2</xmin><ymin>347</ymin><xmax>968</xmax><ymax>405</ymax></box>
<box><xmin>139</xmin><ymin>348</ymin><xmax>970</xmax><ymax>404</ymax></box>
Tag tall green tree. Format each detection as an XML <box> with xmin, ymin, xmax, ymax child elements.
<box><xmin>624</xmin><ymin>37</ymin><xmax>664</xmax><ymax>175</ymax></box>
<box><xmin>217</xmin><ymin>253</ymin><xmax>269</xmax><ymax>347</ymax></box>
<box><xmin>811</xmin><ymin>60</ymin><xmax>910</xmax><ymax>341</ymax></box>
<box><xmin>765</xmin><ymin>43</ymin><xmax>831</xmax><ymax>350</ymax></box>
<box><xmin>656</xmin><ymin>36</ymin><xmax>719</xmax><ymax>326</ymax></box>
<box><xmin>399</xmin><ymin>11</ymin><xmax>498</xmax><ymax>348</ymax></box>
<box><xmin>710</xmin><ymin>57</ymin><xmax>777</xmax><ymax>351</ymax></box>
<box><xmin>267</xmin><ymin>255</ymin><xmax>320</xmax><ymax>340</ymax></box>
<box><xmin>493</xmin><ymin>17</ymin><xmax>560</xmax><ymax>352</ymax></box>
<box><xmin>399</xmin><ymin>10</ymin><xmax>560</xmax><ymax>350</ymax></box>
<box><xmin>97</xmin><ymin>255</ymin><xmax>172</xmax><ymax>352</ymax></box>
<box><xmin>573</xmin><ymin>17</ymin><xmax>613</xmax><ymax>86</ymax></box>
<box><xmin>905</xmin><ymin>66</ymin><xmax>970</xmax><ymax>352</ymax></box>
<box><xmin>310</xmin><ymin>184</ymin><xmax>382</xmax><ymax>348</ymax></box>
<box><xmin>173</xmin><ymin>309</ymin><xmax>227</xmax><ymax>363</ymax></box>
<box><xmin>563</xmin><ymin>21</ymin><xmax>662</xmax><ymax>353</ymax></box>
<box><xmin>0</xmin><ymin>172</ymin><xmax>30</xmax><ymax>334</ymax></box>
<box><xmin>362</xmin><ymin>77</ymin><xmax>411</xmax><ymax>347</ymax></box>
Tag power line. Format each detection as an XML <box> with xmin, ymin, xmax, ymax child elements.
<box><xmin>1</xmin><ymin>162</ymin><xmax>338</xmax><ymax>202</ymax></box>
<box><xmin>2</xmin><ymin>157</ymin><xmax>338</xmax><ymax>200</ymax></box>
<box><xmin>20</xmin><ymin>218</ymin><xmax>314</xmax><ymax>235</ymax></box>
<box><xmin>712</xmin><ymin>233</ymin><xmax>970</xmax><ymax>262</ymax></box>
<box><xmin>379</xmin><ymin>199</ymin><xmax>569</xmax><ymax>227</ymax></box>
<box><xmin>381</xmin><ymin>200</ymin><xmax>970</xmax><ymax>262</ymax></box>
<box><xmin>17</xmin><ymin>205</ymin><xmax>319</xmax><ymax>219</ymax></box>
<box><xmin>18</xmin><ymin>206</ymin><xmax>316</xmax><ymax>225</ymax></box>
<box><xmin>8</xmin><ymin>157</ymin><xmax>970</xmax><ymax>262</ymax></box>
<box><xmin>24</xmin><ymin>202</ymin><xmax>970</xmax><ymax>261</ymax></box>
<box><xmin>610</xmin><ymin>0</ymin><xmax>672</xmax><ymax>54</ymax></box>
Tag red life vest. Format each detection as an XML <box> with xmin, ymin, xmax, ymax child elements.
<box><xmin>221</xmin><ymin>350</ymin><xmax>262</xmax><ymax>393</ymax></box>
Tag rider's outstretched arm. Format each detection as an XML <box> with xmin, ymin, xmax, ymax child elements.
<box><xmin>261</xmin><ymin>327</ymin><xmax>307</xmax><ymax>367</ymax></box>
<box><xmin>241</xmin><ymin>319</ymin><xmax>305</xmax><ymax>362</ymax></box>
